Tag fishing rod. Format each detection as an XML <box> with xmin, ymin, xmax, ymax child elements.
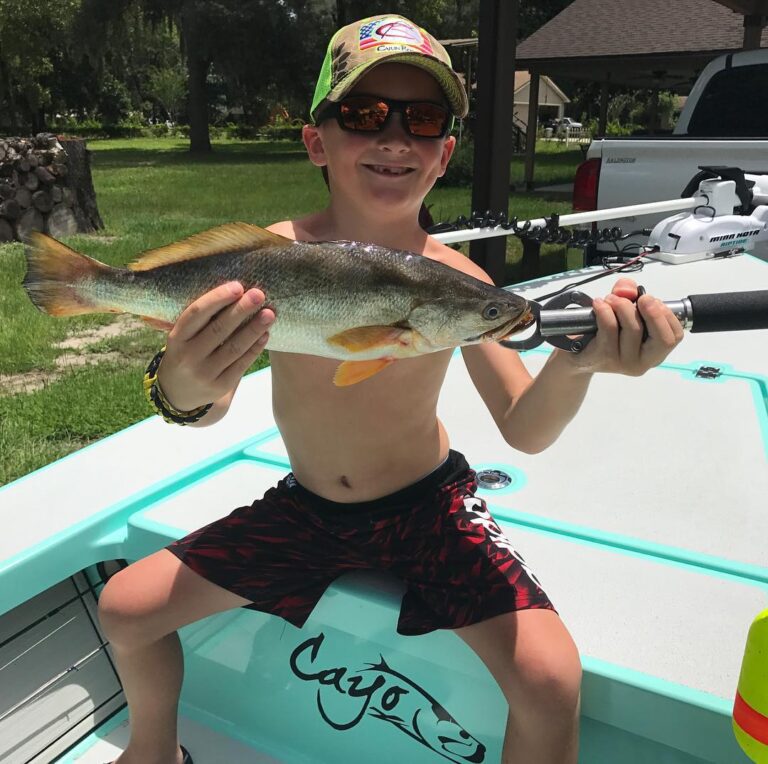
<box><xmin>430</xmin><ymin>196</ymin><xmax>698</xmax><ymax>246</ymax></box>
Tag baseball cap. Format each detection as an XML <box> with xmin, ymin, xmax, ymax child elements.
<box><xmin>310</xmin><ymin>15</ymin><xmax>469</xmax><ymax>123</ymax></box>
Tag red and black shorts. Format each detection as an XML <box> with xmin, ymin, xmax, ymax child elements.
<box><xmin>166</xmin><ymin>450</ymin><xmax>555</xmax><ymax>635</ymax></box>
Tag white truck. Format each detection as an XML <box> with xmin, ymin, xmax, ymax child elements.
<box><xmin>574</xmin><ymin>48</ymin><xmax>768</xmax><ymax>263</ymax></box>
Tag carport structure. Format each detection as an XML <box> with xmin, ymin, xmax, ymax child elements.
<box><xmin>468</xmin><ymin>0</ymin><xmax>767</xmax><ymax>283</ymax></box>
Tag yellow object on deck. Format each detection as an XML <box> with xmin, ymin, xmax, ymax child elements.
<box><xmin>734</xmin><ymin>608</ymin><xmax>768</xmax><ymax>762</ymax></box>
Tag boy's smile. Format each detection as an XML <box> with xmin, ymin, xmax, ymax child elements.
<box><xmin>364</xmin><ymin>164</ymin><xmax>414</xmax><ymax>177</ymax></box>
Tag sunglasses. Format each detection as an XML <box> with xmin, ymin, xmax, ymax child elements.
<box><xmin>317</xmin><ymin>95</ymin><xmax>453</xmax><ymax>139</ymax></box>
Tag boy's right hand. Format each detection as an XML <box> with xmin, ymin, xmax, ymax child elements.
<box><xmin>157</xmin><ymin>282</ymin><xmax>274</xmax><ymax>412</ymax></box>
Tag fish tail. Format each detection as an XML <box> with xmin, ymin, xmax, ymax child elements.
<box><xmin>23</xmin><ymin>232</ymin><xmax>118</xmax><ymax>316</ymax></box>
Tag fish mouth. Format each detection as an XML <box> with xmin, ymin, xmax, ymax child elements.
<box><xmin>467</xmin><ymin>306</ymin><xmax>537</xmax><ymax>343</ymax></box>
<box><xmin>499</xmin><ymin>306</ymin><xmax>537</xmax><ymax>338</ymax></box>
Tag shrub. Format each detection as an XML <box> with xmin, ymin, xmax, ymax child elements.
<box><xmin>227</xmin><ymin>123</ymin><xmax>261</xmax><ymax>140</ymax></box>
<box><xmin>583</xmin><ymin>117</ymin><xmax>641</xmax><ymax>137</ymax></box>
<box><xmin>258</xmin><ymin>124</ymin><xmax>303</xmax><ymax>141</ymax></box>
<box><xmin>441</xmin><ymin>138</ymin><xmax>474</xmax><ymax>186</ymax></box>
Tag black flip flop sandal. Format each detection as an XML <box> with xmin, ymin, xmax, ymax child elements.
<box><xmin>104</xmin><ymin>744</ymin><xmax>193</xmax><ymax>764</ymax></box>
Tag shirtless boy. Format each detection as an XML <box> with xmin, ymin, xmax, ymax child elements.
<box><xmin>98</xmin><ymin>14</ymin><xmax>684</xmax><ymax>764</ymax></box>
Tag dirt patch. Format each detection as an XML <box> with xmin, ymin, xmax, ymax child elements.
<box><xmin>78</xmin><ymin>234</ymin><xmax>118</xmax><ymax>244</ymax></box>
<box><xmin>54</xmin><ymin>315</ymin><xmax>145</xmax><ymax>350</ymax></box>
<box><xmin>0</xmin><ymin>315</ymin><xmax>147</xmax><ymax>395</ymax></box>
<box><xmin>0</xmin><ymin>370</ymin><xmax>54</xmax><ymax>395</ymax></box>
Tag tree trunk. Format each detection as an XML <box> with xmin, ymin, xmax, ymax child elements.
<box><xmin>186</xmin><ymin>52</ymin><xmax>211</xmax><ymax>153</ymax></box>
<box><xmin>58</xmin><ymin>138</ymin><xmax>104</xmax><ymax>232</ymax></box>
<box><xmin>336</xmin><ymin>0</ymin><xmax>347</xmax><ymax>26</ymax></box>
<box><xmin>182</xmin><ymin>13</ymin><xmax>212</xmax><ymax>154</ymax></box>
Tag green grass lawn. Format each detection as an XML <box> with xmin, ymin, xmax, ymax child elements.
<box><xmin>0</xmin><ymin>137</ymin><xmax>581</xmax><ymax>485</ymax></box>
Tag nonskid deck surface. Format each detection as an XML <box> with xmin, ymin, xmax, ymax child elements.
<box><xmin>0</xmin><ymin>255</ymin><xmax>766</xmax><ymax>764</ymax></box>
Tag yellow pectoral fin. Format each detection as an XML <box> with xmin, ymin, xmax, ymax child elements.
<box><xmin>333</xmin><ymin>359</ymin><xmax>395</xmax><ymax>386</ymax></box>
<box><xmin>140</xmin><ymin>315</ymin><xmax>174</xmax><ymax>331</ymax></box>
<box><xmin>327</xmin><ymin>325</ymin><xmax>410</xmax><ymax>352</ymax></box>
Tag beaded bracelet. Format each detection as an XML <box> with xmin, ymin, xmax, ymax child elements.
<box><xmin>143</xmin><ymin>346</ymin><xmax>213</xmax><ymax>425</ymax></box>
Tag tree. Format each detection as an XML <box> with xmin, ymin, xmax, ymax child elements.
<box><xmin>6</xmin><ymin>0</ymin><xmax>487</xmax><ymax>147</ymax></box>
<box><xmin>147</xmin><ymin>65</ymin><xmax>186</xmax><ymax>121</ymax></box>
<box><xmin>0</xmin><ymin>0</ymin><xmax>82</xmax><ymax>131</ymax></box>
<box><xmin>517</xmin><ymin>0</ymin><xmax>572</xmax><ymax>41</ymax></box>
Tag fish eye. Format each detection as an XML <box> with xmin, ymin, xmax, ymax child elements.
<box><xmin>483</xmin><ymin>303</ymin><xmax>501</xmax><ymax>321</ymax></box>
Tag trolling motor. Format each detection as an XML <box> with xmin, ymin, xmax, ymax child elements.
<box><xmin>432</xmin><ymin>166</ymin><xmax>768</xmax><ymax>352</ymax></box>
<box><xmin>645</xmin><ymin>166</ymin><xmax>768</xmax><ymax>264</ymax></box>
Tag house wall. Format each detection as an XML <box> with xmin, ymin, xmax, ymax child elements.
<box><xmin>514</xmin><ymin>77</ymin><xmax>567</xmax><ymax>128</ymax></box>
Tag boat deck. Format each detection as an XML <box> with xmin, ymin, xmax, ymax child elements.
<box><xmin>1</xmin><ymin>255</ymin><xmax>766</xmax><ymax>764</ymax></box>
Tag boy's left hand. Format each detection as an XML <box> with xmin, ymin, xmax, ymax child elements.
<box><xmin>563</xmin><ymin>277</ymin><xmax>685</xmax><ymax>376</ymax></box>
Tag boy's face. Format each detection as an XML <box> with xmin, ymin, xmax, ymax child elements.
<box><xmin>304</xmin><ymin>63</ymin><xmax>456</xmax><ymax>218</ymax></box>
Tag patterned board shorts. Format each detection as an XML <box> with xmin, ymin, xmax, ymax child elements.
<box><xmin>166</xmin><ymin>450</ymin><xmax>555</xmax><ymax>635</ymax></box>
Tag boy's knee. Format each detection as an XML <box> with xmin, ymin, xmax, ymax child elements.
<box><xmin>97</xmin><ymin>568</ymin><xmax>160</xmax><ymax>648</ymax></box>
<box><xmin>513</xmin><ymin>649</ymin><xmax>582</xmax><ymax>722</ymax></box>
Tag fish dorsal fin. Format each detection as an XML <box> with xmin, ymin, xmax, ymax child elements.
<box><xmin>128</xmin><ymin>222</ymin><xmax>292</xmax><ymax>272</ymax></box>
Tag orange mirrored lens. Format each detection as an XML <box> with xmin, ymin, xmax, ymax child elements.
<box><xmin>339</xmin><ymin>98</ymin><xmax>388</xmax><ymax>131</ymax></box>
<box><xmin>406</xmin><ymin>103</ymin><xmax>448</xmax><ymax>137</ymax></box>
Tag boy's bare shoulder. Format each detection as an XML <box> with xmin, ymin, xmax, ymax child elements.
<box><xmin>266</xmin><ymin>213</ymin><xmax>328</xmax><ymax>242</ymax></box>
<box><xmin>424</xmin><ymin>237</ymin><xmax>494</xmax><ymax>285</ymax></box>
<box><xmin>265</xmin><ymin>220</ymin><xmax>296</xmax><ymax>239</ymax></box>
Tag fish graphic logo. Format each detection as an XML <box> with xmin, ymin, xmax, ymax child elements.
<box><xmin>290</xmin><ymin>633</ymin><xmax>486</xmax><ymax>762</ymax></box>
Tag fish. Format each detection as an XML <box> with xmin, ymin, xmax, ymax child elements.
<box><xmin>22</xmin><ymin>222</ymin><xmax>534</xmax><ymax>386</ymax></box>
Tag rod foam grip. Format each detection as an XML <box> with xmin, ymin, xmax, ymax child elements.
<box><xmin>689</xmin><ymin>290</ymin><xmax>768</xmax><ymax>333</ymax></box>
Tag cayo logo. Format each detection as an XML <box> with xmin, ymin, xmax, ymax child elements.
<box><xmin>290</xmin><ymin>633</ymin><xmax>486</xmax><ymax>762</ymax></box>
